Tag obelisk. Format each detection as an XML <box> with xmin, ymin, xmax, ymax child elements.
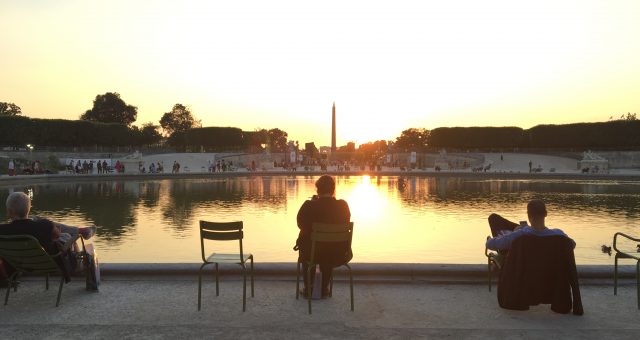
<box><xmin>331</xmin><ymin>102</ymin><xmax>336</xmax><ymax>153</ymax></box>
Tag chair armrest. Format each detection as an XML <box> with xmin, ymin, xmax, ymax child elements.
<box><xmin>613</xmin><ymin>232</ymin><xmax>640</xmax><ymax>260</ymax></box>
<box><xmin>485</xmin><ymin>236</ymin><xmax>493</xmax><ymax>258</ymax></box>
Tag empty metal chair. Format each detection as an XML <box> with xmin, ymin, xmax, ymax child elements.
<box><xmin>197</xmin><ymin>221</ymin><xmax>254</xmax><ymax>312</ymax></box>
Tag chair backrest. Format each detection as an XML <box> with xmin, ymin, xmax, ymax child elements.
<box><xmin>199</xmin><ymin>221</ymin><xmax>244</xmax><ymax>262</ymax></box>
<box><xmin>0</xmin><ymin>235</ymin><xmax>61</xmax><ymax>275</ymax></box>
<box><xmin>309</xmin><ymin>222</ymin><xmax>354</xmax><ymax>264</ymax></box>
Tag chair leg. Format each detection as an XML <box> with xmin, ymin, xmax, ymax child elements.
<box><xmin>296</xmin><ymin>262</ymin><xmax>300</xmax><ymax>300</ymax></box>
<box><xmin>215</xmin><ymin>263</ymin><xmax>219</xmax><ymax>297</ymax></box>
<box><xmin>307</xmin><ymin>265</ymin><xmax>313</xmax><ymax>314</ymax></box>
<box><xmin>4</xmin><ymin>272</ymin><xmax>18</xmax><ymax>306</ymax></box>
<box><xmin>197</xmin><ymin>263</ymin><xmax>207</xmax><ymax>311</ymax></box>
<box><xmin>614</xmin><ymin>255</ymin><xmax>619</xmax><ymax>296</ymax></box>
<box><xmin>242</xmin><ymin>265</ymin><xmax>247</xmax><ymax>312</ymax></box>
<box><xmin>329</xmin><ymin>272</ymin><xmax>334</xmax><ymax>297</ymax></box>
<box><xmin>487</xmin><ymin>259</ymin><xmax>492</xmax><ymax>292</ymax></box>
<box><xmin>250</xmin><ymin>257</ymin><xmax>254</xmax><ymax>298</ymax></box>
<box><xmin>55</xmin><ymin>276</ymin><xmax>64</xmax><ymax>307</ymax></box>
<box><xmin>347</xmin><ymin>264</ymin><xmax>354</xmax><ymax>311</ymax></box>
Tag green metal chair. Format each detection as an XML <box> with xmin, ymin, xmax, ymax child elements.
<box><xmin>485</xmin><ymin>236</ymin><xmax>503</xmax><ymax>292</ymax></box>
<box><xmin>296</xmin><ymin>222</ymin><xmax>354</xmax><ymax>314</ymax></box>
<box><xmin>613</xmin><ymin>232</ymin><xmax>640</xmax><ymax>309</ymax></box>
<box><xmin>0</xmin><ymin>234</ymin><xmax>78</xmax><ymax>307</ymax></box>
<box><xmin>197</xmin><ymin>220</ymin><xmax>254</xmax><ymax>312</ymax></box>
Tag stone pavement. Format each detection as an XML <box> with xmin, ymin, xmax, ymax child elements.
<box><xmin>1</xmin><ymin>275</ymin><xmax>639</xmax><ymax>339</ymax></box>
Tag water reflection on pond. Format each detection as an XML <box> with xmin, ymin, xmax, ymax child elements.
<box><xmin>1</xmin><ymin>176</ymin><xmax>639</xmax><ymax>264</ymax></box>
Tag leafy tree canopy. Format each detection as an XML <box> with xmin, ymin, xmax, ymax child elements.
<box><xmin>394</xmin><ymin>128</ymin><xmax>429</xmax><ymax>151</ymax></box>
<box><xmin>338</xmin><ymin>142</ymin><xmax>356</xmax><ymax>152</ymax></box>
<box><xmin>138</xmin><ymin>122</ymin><xmax>163</xmax><ymax>145</ymax></box>
<box><xmin>609</xmin><ymin>112</ymin><xmax>637</xmax><ymax>121</ymax></box>
<box><xmin>358</xmin><ymin>140</ymin><xmax>389</xmax><ymax>160</ymax></box>
<box><xmin>250</xmin><ymin>128</ymin><xmax>289</xmax><ymax>152</ymax></box>
<box><xmin>160</xmin><ymin>103</ymin><xmax>200</xmax><ymax>135</ymax></box>
<box><xmin>266</xmin><ymin>128</ymin><xmax>288</xmax><ymax>152</ymax></box>
<box><xmin>80</xmin><ymin>92</ymin><xmax>137</xmax><ymax>126</ymax></box>
<box><xmin>0</xmin><ymin>102</ymin><xmax>22</xmax><ymax>116</ymax></box>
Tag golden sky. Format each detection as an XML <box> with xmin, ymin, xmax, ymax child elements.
<box><xmin>1</xmin><ymin>0</ymin><xmax>639</xmax><ymax>146</ymax></box>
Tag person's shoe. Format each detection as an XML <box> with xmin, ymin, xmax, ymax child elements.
<box><xmin>80</xmin><ymin>226</ymin><xmax>97</xmax><ymax>240</ymax></box>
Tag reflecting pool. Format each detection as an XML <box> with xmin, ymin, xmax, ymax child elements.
<box><xmin>1</xmin><ymin>176</ymin><xmax>639</xmax><ymax>264</ymax></box>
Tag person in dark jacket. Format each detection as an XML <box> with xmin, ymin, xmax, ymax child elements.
<box><xmin>296</xmin><ymin>175</ymin><xmax>352</xmax><ymax>298</ymax></box>
<box><xmin>0</xmin><ymin>192</ymin><xmax>97</xmax><ymax>281</ymax></box>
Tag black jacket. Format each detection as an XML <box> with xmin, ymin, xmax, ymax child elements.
<box><xmin>0</xmin><ymin>218</ymin><xmax>72</xmax><ymax>282</ymax></box>
<box><xmin>296</xmin><ymin>196</ymin><xmax>352</xmax><ymax>265</ymax></box>
<box><xmin>0</xmin><ymin>218</ymin><xmax>57</xmax><ymax>254</ymax></box>
<box><xmin>498</xmin><ymin>234</ymin><xmax>584</xmax><ymax>315</ymax></box>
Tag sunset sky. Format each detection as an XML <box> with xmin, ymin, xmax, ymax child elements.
<box><xmin>1</xmin><ymin>0</ymin><xmax>639</xmax><ymax>146</ymax></box>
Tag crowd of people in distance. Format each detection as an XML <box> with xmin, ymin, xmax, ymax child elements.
<box><xmin>7</xmin><ymin>159</ymin><xmax>51</xmax><ymax>176</ymax></box>
<box><xmin>138</xmin><ymin>161</ymin><xmax>164</xmax><ymax>174</ymax></box>
<box><xmin>67</xmin><ymin>159</ymin><xmax>112</xmax><ymax>174</ymax></box>
<box><xmin>207</xmin><ymin>159</ymin><xmax>234</xmax><ymax>172</ymax></box>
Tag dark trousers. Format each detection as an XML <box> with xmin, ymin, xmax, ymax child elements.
<box><xmin>488</xmin><ymin>213</ymin><xmax>519</xmax><ymax>237</ymax></box>
<box><xmin>488</xmin><ymin>213</ymin><xmax>519</xmax><ymax>256</ymax></box>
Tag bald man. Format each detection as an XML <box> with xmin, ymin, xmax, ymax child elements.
<box><xmin>0</xmin><ymin>192</ymin><xmax>96</xmax><ymax>253</ymax></box>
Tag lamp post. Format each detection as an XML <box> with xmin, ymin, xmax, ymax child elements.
<box><xmin>26</xmin><ymin>144</ymin><xmax>34</xmax><ymax>160</ymax></box>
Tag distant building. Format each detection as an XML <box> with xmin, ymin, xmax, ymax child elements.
<box><xmin>319</xmin><ymin>146</ymin><xmax>332</xmax><ymax>154</ymax></box>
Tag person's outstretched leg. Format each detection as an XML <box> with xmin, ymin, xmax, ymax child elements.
<box><xmin>488</xmin><ymin>213</ymin><xmax>518</xmax><ymax>237</ymax></box>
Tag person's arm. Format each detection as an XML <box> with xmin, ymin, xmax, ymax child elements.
<box><xmin>296</xmin><ymin>200</ymin><xmax>311</xmax><ymax>231</ymax></box>
<box><xmin>341</xmin><ymin>200</ymin><xmax>351</xmax><ymax>222</ymax></box>
<box><xmin>51</xmin><ymin>223</ymin><xmax>61</xmax><ymax>242</ymax></box>
<box><xmin>486</xmin><ymin>228</ymin><xmax>526</xmax><ymax>250</ymax></box>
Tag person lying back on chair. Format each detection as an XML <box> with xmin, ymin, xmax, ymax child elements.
<box><xmin>295</xmin><ymin>175</ymin><xmax>352</xmax><ymax>298</ymax></box>
<box><xmin>0</xmin><ymin>192</ymin><xmax>97</xmax><ymax>280</ymax></box>
<box><xmin>486</xmin><ymin>199</ymin><xmax>575</xmax><ymax>252</ymax></box>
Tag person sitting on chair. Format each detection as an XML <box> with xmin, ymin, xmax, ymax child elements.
<box><xmin>486</xmin><ymin>199</ymin><xmax>575</xmax><ymax>252</ymax></box>
<box><xmin>295</xmin><ymin>175</ymin><xmax>352</xmax><ymax>298</ymax></box>
<box><xmin>0</xmin><ymin>192</ymin><xmax>96</xmax><ymax>270</ymax></box>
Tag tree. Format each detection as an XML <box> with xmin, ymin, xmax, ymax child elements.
<box><xmin>358</xmin><ymin>140</ymin><xmax>388</xmax><ymax>161</ymax></box>
<box><xmin>609</xmin><ymin>112</ymin><xmax>637</xmax><ymax>121</ymax></box>
<box><xmin>337</xmin><ymin>142</ymin><xmax>356</xmax><ymax>152</ymax></box>
<box><xmin>267</xmin><ymin>128</ymin><xmax>288</xmax><ymax>152</ymax></box>
<box><xmin>304</xmin><ymin>142</ymin><xmax>319</xmax><ymax>158</ymax></box>
<box><xmin>80</xmin><ymin>92</ymin><xmax>137</xmax><ymax>126</ymax></box>
<box><xmin>249</xmin><ymin>128</ymin><xmax>289</xmax><ymax>152</ymax></box>
<box><xmin>160</xmin><ymin>103</ymin><xmax>200</xmax><ymax>135</ymax></box>
<box><xmin>394</xmin><ymin>128</ymin><xmax>429</xmax><ymax>151</ymax></box>
<box><xmin>0</xmin><ymin>102</ymin><xmax>22</xmax><ymax>116</ymax></box>
<box><xmin>139</xmin><ymin>122</ymin><xmax>163</xmax><ymax>145</ymax></box>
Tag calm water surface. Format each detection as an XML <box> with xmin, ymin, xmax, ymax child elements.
<box><xmin>1</xmin><ymin>176</ymin><xmax>639</xmax><ymax>264</ymax></box>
